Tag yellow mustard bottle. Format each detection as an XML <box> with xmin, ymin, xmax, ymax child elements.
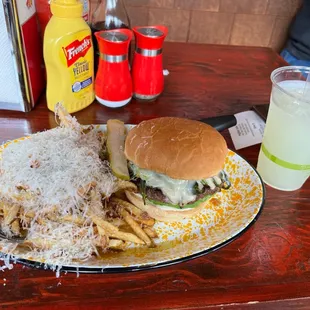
<box><xmin>43</xmin><ymin>0</ymin><xmax>95</xmax><ymax>113</ymax></box>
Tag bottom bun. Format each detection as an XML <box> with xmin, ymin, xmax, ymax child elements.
<box><xmin>125</xmin><ymin>191</ymin><xmax>208</xmax><ymax>222</ymax></box>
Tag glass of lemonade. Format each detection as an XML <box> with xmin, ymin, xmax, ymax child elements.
<box><xmin>257</xmin><ymin>66</ymin><xmax>310</xmax><ymax>191</ymax></box>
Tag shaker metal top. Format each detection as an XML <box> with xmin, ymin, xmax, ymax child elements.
<box><xmin>137</xmin><ymin>27</ymin><xmax>164</xmax><ymax>38</ymax></box>
<box><xmin>100</xmin><ymin>31</ymin><xmax>128</xmax><ymax>42</ymax></box>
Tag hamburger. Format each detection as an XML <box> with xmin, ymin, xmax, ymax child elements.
<box><xmin>124</xmin><ymin>117</ymin><xmax>231</xmax><ymax>222</ymax></box>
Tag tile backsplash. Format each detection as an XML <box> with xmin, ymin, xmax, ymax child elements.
<box><xmin>90</xmin><ymin>0</ymin><xmax>302</xmax><ymax>52</ymax></box>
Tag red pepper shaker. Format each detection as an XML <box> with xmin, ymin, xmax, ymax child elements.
<box><xmin>132</xmin><ymin>26</ymin><xmax>168</xmax><ymax>101</ymax></box>
<box><xmin>94</xmin><ymin>29</ymin><xmax>132</xmax><ymax>108</ymax></box>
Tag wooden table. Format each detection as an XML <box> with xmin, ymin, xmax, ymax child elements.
<box><xmin>1</xmin><ymin>42</ymin><xmax>310</xmax><ymax>309</ymax></box>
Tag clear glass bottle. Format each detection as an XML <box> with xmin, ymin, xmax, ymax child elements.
<box><xmin>90</xmin><ymin>0</ymin><xmax>131</xmax><ymax>72</ymax></box>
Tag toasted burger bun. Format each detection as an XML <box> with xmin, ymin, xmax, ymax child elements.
<box><xmin>125</xmin><ymin>191</ymin><xmax>208</xmax><ymax>222</ymax></box>
<box><xmin>124</xmin><ymin>117</ymin><xmax>227</xmax><ymax>180</ymax></box>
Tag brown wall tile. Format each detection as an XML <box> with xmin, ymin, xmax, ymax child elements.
<box><xmin>124</xmin><ymin>0</ymin><xmax>174</xmax><ymax>8</ymax></box>
<box><xmin>90</xmin><ymin>0</ymin><xmax>105</xmax><ymax>18</ymax></box>
<box><xmin>90</xmin><ymin>0</ymin><xmax>298</xmax><ymax>50</ymax></box>
<box><xmin>230</xmin><ymin>14</ymin><xmax>275</xmax><ymax>47</ymax></box>
<box><xmin>149</xmin><ymin>8</ymin><xmax>190</xmax><ymax>42</ymax></box>
<box><xmin>174</xmin><ymin>0</ymin><xmax>219</xmax><ymax>12</ymax></box>
<box><xmin>266</xmin><ymin>0</ymin><xmax>302</xmax><ymax>16</ymax></box>
<box><xmin>90</xmin><ymin>0</ymin><xmax>101</xmax><ymax>7</ymax></box>
<box><xmin>147</xmin><ymin>0</ymin><xmax>174</xmax><ymax>7</ymax></box>
<box><xmin>127</xmin><ymin>7</ymin><xmax>149</xmax><ymax>27</ymax></box>
<box><xmin>269</xmin><ymin>16</ymin><xmax>292</xmax><ymax>51</ymax></box>
<box><xmin>188</xmin><ymin>11</ymin><xmax>234</xmax><ymax>44</ymax></box>
<box><xmin>90</xmin><ymin>1</ymin><xmax>107</xmax><ymax>23</ymax></box>
<box><xmin>219</xmin><ymin>0</ymin><xmax>268</xmax><ymax>14</ymax></box>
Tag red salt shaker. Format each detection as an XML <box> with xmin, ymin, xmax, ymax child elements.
<box><xmin>132</xmin><ymin>26</ymin><xmax>168</xmax><ymax>101</ymax></box>
<box><xmin>94</xmin><ymin>29</ymin><xmax>132</xmax><ymax>108</ymax></box>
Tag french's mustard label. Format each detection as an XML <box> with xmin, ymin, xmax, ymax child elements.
<box><xmin>58</xmin><ymin>31</ymin><xmax>93</xmax><ymax>100</ymax></box>
<box><xmin>62</xmin><ymin>35</ymin><xmax>91</xmax><ymax>67</ymax></box>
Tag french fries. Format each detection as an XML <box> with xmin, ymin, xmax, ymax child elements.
<box><xmin>47</xmin><ymin>214</ymin><xmax>85</xmax><ymax>226</ymax></box>
<box><xmin>111</xmin><ymin>197</ymin><xmax>142</xmax><ymax>217</ymax></box>
<box><xmin>135</xmin><ymin>213</ymin><xmax>155</xmax><ymax>227</ymax></box>
<box><xmin>108</xmin><ymin>239</ymin><xmax>127</xmax><ymax>251</ymax></box>
<box><xmin>109</xmin><ymin>218</ymin><xmax>126</xmax><ymax>227</ymax></box>
<box><xmin>143</xmin><ymin>227</ymin><xmax>158</xmax><ymax>239</ymax></box>
<box><xmin>116</xmin><ymin>180</ymin><xmax>138</xmax><ymax>192</ymax></box>
<box><xmin>109</xmin><ymin>197</ymin><xmax>157</xmax><ymax>247</ymax></box>
<box><xmin>10</xmin><ymin>219</ymin><xmax>21</xmax><ymax>236</ymax></box>
<box><xmin>3</xmin><ymin>204</ymin><xmax>19</xmax><ymax>226</ymax></box>
<box><xmin>0</xmin><ymin>104</ymin><xmax>159</xmax><ymax>260</ymax></box>
<box><xmin>22</xmin><ymin>238</ymin><xmax>55</xmax><ymax>250</ymax></box>
<box><xmin>120</xmin><ymin>209</ymin><xmax>154</xmax><ymax>247</ymax></box>
<box><xmin>55</xmin><ymin>102</ymin><xmax>81</xmax><ymax>132</ymax></box>
<box><xmin>77</xmin><ymin>181</ymin><xmax>97</xmax><ymax>198</ymax></box>
<box><xmin>91</xmin><ymin>215</ymin><xmax>145</xmax><ymax>245</ymax></box>
<box><xmin>111</xmin><ymin>197</ymin><xmax>155</xmax><ymax>227</ymax></box>
<box><xmin>1</xmin><ymin>190</ymin><xmax>159</xmax><ymax>254</ymax></box>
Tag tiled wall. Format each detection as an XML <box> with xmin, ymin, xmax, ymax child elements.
<box><xmin>91</xmin><ymin>0</ymin><xmax>302</xmax><ymax>52</ymax></box>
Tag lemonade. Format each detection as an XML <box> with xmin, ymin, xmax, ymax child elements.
<box><xmin>257</xmin><ymin>69</ymin><xmax>310</xmax><ymax>191</ymax></box>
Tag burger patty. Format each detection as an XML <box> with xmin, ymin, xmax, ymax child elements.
<box><xmin>146</xmin><ymin>186</ymin><xmax>221</xmax><ymax>204</ymax></box>
<box><xmin>133</xmin><ymin>179</ymin><xmax>221</xmax><ymax>205</ymax></box>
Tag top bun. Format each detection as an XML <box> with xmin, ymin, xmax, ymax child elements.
<box><xmin>124</xmin><ymin>117</ymin><xmax>228</xmax><ymax>180</ymax></box>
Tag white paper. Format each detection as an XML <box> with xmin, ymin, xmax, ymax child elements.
<box><xmin>163</xmin><ymin>69</ymin><xmax>169</xmax><ymax>76</ymax></box>
<box><xmin>0</xmin><ymin>4</ymin><xmax>23</xmax><ymax>107</ymax></box>
<box><xmin>228</xmin><ymin>111</ymin><xmax>266</xmax><ymax>150</ymax></box>
<box><xmin>16</xmin><ymin>0</ymin><xmax>36</xmax><ymax>25</ymax></box>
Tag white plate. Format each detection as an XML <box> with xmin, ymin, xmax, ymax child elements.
<box><xmin>0</xmin><ymin>125</ymin><xmax>265</xmax><ymax>273</ymax></box>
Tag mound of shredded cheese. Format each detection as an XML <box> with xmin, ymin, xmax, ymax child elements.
<box><xmin>0</xmin><ymin>125</ymin><xmax>116</xmax><ymax>267</ymax></box>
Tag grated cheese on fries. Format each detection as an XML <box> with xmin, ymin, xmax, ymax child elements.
<box><xmin>0</xmin><ymin>105</ymin><xmax>157</xmax><ymax>271</ymax></box>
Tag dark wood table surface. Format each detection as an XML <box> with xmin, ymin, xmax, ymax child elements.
<box><xmin>1</xmin><ymin>42</ymin><xmax>310</xmax><ymax>309</ymax></box>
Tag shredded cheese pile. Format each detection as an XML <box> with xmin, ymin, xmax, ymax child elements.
<box><xmin>0</xmin><ymin>126</ymin><xmax>116</xmax><ymax>267</ymax></box>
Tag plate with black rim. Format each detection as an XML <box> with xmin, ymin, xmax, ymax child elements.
<box><xmin>0</xmin><ymin>124</ymin><xmax>265</xmax><ymax>274</ymax></box>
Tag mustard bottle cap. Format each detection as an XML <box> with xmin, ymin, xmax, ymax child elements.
<box><xmin>50</xmin><ymin>0</ymin><xmax>83</xmax><ymax>18</ymax></box>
